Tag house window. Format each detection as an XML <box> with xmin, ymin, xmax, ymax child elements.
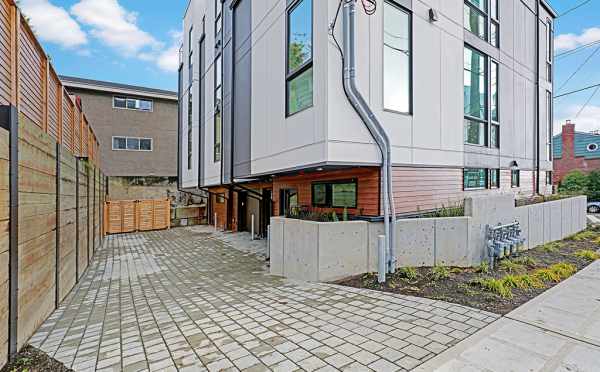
<box><xmin>464</xmin><ymin>46</ymin><xmax>487</xmax><ymax>146</ymax></box>
<box><xmin>187</xmin><ymin>91</ymin><xmax>193</xmax><ymax>170</ymax></box>
<box><xmin>546</xmin><ymin>171</ymin><xmax>553</xmax><ymax>185</ymax></box>
<box><xmin>547</xmin><ymin>91</ymin><xmax>553</xmax><ymax>161</ymax></box>
<box><xmin>113</xmin><ymin>96</ymin><xmax>153</xmax><ymax>112</ymax></box>
<box><xmin>489</xmin><ymin>169</ymin><xmax>500</xmax><ymax>188</ymax></box>
<box><xmin>511</xmin><ymin>170</ymin><xmax>520</xmax><ymax>188</ymax></box>
<box><xmin>587</xmin><ymin>143</ymin><xmax>598</xmax><ymax>152</ymax></box>
<box><xmin>463</xmin><ymin>168</ymin><xmax>488</xmax><ymax>190</ymax></box>
<box><xmin>464</xmin><ymin>0</ymin><xmax>499</xmax><ymax>47</ymax></box>
<box><xmin>311</xmin><ymin>180</ymin><xmax>357</xmax><ymax>208</ymax></box>
<box><xmin>384</xmin><ymin>0</ymin><xmax>411</xmax><ymax>113</ymax></box>
<box><xmin>546</xmin><ymin>19</ymin><xmax>553</xmax><ymax>82</ymax></box>
<box><xmin>464</xmin><ymin>46</ymin><xmax>498</xmax><ymax>148</ymax></box>
<box><xmin>112</xmin><ymin>137</ymin><xmax>153</xmax><ymax>151</ymax></box>
<box><xmin>215</xmin><ymin>0</ymin><xmax>222</xmax><ymax>36</ymax></box>
<box><xmin>286</xmin><ymin>0</ymin><xmax>313</xmax><ymax>116</ymax></box>
<box><xmin>214</xmin><ymin>50</ymin><xmax>222</xmax><ymax>162</ymax></box>
<box><xmin>188</xmin><ymin>26</ymin><xmax>194</xmax><ymax>87</ymax></box>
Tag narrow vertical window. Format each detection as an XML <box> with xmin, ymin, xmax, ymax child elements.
<box><xmin>286</xmin><ymin>0</ymin><xmax>313</xmax><ymax>116</ymax></box>
<box><xmin>490</xmin><ymin>0</ymin><xmax>499</xmax><ymax>47</ymax></box>
<box><xmin>547</xmin><ymin>91</ymin><xmax>553</xmax><ymax>161</ymax></box>
<box><xmin>464</xmin><ymin>46</ymin><xmax>488</xmax><ymax>146</ymax></box>
<box><xmin>546</xmin><ymin>19</ymin><xmax>553</xmax><ymax>82</ymax></box>
<box><xmin>384</xmin><ymin>1</ymin><xmax>411</xmax><ymax>113</ymax></box>
<box><xmin>187</xmin><ymin>91</ymin><xmax>193</xmax><ymax>169</ymax></box>
<box><xmin>215</xmin><ymin>0</ymin><xmax>222</xmax><ymax>36</ymax></box>
<box><xmin>214</xmin><ymin>53</ymin><xmax>222</xmax><ymax>162</ymax></box>
<box><xmin>188</xmin><ymin>27</ymin><xmax>194</xmax><ymax>88</ymax></box>
<box><xmin>511</xmin><ymin>170</ymin><xmax>520</xmax><ymax>188</ymax></box>
<box><xmin>490</xmin><ymin>60</ymin><xmax>499</xmax><ymax>148</ymax></box>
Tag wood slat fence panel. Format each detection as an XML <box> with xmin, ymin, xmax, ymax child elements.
<box><xmin>105</xmin><ymin>199</ymin><xmax>170</xmax><ymax>234</ymax></box>
<box><xmin>18</xmin><ymin>24</ymin><xmax>43</xmax><ymax>127</ymax></box>
<box><xmin>0</xmin><ymin>0</ymin><xmax>11</xmax><ymax>106</ymax></box>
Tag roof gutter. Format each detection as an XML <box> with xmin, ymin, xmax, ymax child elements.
<box><xmin>342</xmin><ymin>0</ymin><xmax>396</xmax><ymax>274</ymax></box>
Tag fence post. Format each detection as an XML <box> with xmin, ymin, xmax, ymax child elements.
<box><xmin>87</xmin><ymin>163</ymin><xmax>90</xmax><ymax>264</ymax></box>
<box><xmin>251</xmin><ymin>214</ymin><xmax>255</xmax><ymax>240</ymax></box>
<box><xmin>1</xmin><ymin>105</ymin><xmax>19</xmax><ymax>359</ymax></box>
<box><xmin>55</xmin><ymin>142</ymin><xmax>61</xmax><ymax>308</ymax></box>
<box><xmin>378</xmin><ymin>235</ymin><xmax>387</xmax><ymax>284</ymax></box>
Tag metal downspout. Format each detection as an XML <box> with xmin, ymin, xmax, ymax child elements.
<box><xmin>342</xmin><ymin>0</ymin><xmax>396</xmax><ymax>273</ymax></box>
<box><xmin>535</xmin><ymin>0</ymin><xmax>541</xmax><ymax>194</ymax></box>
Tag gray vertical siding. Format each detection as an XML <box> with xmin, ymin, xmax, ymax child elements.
<box><xmin>233</xmin><ymin>0</ymin><xmax>252</xmax><ymax>178</ymax></box>
<box><xmin>221</xmin><ymin>0</ymin><xmax>234</xmax><ymax>184</ymax></box>
<box><xmin>199</xmin><ymin>36</ymin><xmax>206</xmax><ymax>187</ymax></box>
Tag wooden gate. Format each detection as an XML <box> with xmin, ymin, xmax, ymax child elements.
<box><xmin>104</xmin><ymin>199</ymin><xmax>171</xmax><ymax>234</ymax></box>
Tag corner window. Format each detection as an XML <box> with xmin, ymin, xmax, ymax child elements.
<box><xmin>511</xmin><ymin>170</ymin><xmax>520</xmax><ymax>188</ymax></box>
<box><xmin>464</xmin><ymin>0</ymin><xmax>499</xmax><ymax>47</ymax></box>
<box><xmin>188</xmin><ymin>26</ymin><xmax>194</xmax><ymax>88</ymax></box>
<box><xmin>384</xmin><ymin>1</ymin><xmax>411</xmax><ymax>114</ymax></box>
<box><xmin>490</xmin><ymin>60</ymin><xmax>499</xmax><ymax>148</ymax></box>
<box><xmin>286</xmin><ymin>0</ymin><xmax>313</xmax><ymax>116</ymax></box>
<box><xmin>311</xmin><ymin>180</ymin><xmax>357</xmax><ymax>209</ymax></box>
<box><xmin>463</xmin><ymin>168</ymin><xmax>488</xmax><ymax>190</ymax></box>
<box><xmin>215</xmin><ymin>0</ymin><xmax>222</xmax><ymax>36</ymax></box>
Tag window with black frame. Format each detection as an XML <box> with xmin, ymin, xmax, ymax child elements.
<box><xmin>311</xmin><ymin>180</ymin><xmax>357</xmax><ymax>209</ymax></box>
<box><xmin>464</xmin><ymin>0</ymin><xmax>499</xmax><ymax>47</ymax></box>
<box><xmin>214</xmin><ymin>0</ymin><xmax>223</xmax><ymax>163</ymax></box>
<box><xmin>463</xmin><ymin>168</ymin><xmax>488</xmax><ymax>190</ymax></box>
<box><xmin>383</xmin><ymin>0</ymin><xmax>411</xmax><ymax>113</ymax></box>
<box><xmin>286</xmin><ymin>0</ymin><xmax>313</xmax><ymax>116</ymax></box>
<box><xmin>489</xmin><ymin>168</ymin><xmax>500</xmax><ymax>188</ymax></box>
<box><xmin>187</xmin><ymin>91</ymin><xmax>193</xmax><ymax>169</ymax></box>
<box><xmin>511</xmin><ymin>169</ymin><xmax>520</xmax><ymax>188</ymax></box>
<box><xmin>464</xmin><ymin>46</ymin><xmax>499</xmax><ymax>148</ymax></box>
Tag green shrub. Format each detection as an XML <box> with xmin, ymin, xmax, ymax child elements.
<box><xmin>398</xmin><ymin>267</ymin><xmax>418</xmax><ymax>280</ymax></box>
<box><xmin>472</xmin><ymin>278</ymin><xmax>512</xmax><ymax>298</ymax></box>
<box><xmin>499</xmin><ymin>260</ymin><xmax>526</xmax><ymax>273</ymax></box>
<box><xmin>574</xmin><ymin>250</ymin><xmax>600</xmax><ymax>261</ymax></box>
<box><xmin>558</xmin><ymin>170</ymin><xmax>588</xmax><ymax>195</ymax></box>
<box><xmin>430</xmin><ymin>266</ymin><xmax>451</xmax><ymax>281</ymax></box>
<box><xmin>588</xmin><ymin>171</ymin><xmax>600</xmax><ymax>201</ymax></box>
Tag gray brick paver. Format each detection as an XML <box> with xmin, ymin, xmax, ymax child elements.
<box><xmin>30</xmin><ymin>228</ymin><xmax>497</xmax><ymax>371</ymax></box>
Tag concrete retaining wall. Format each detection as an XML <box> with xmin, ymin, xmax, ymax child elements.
<box><xmin>270</xmin><ymin>195</ymin><xmax>588</xmax><ymax>282</ymax></box>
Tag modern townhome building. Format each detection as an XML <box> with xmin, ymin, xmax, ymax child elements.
<box><xmin>62</xmin><ymin>76</ymin><xmax>179</xmax><ymax>200</ymax></box>
<box><xmin>553</xmin><ymin>121</ymin><xmax>600</xmax><ymax>183</ymax></box>
<box><xmin>178</xmin><ymin>0</ymin><xmax>556</xmax><ymax>235</ymax></box>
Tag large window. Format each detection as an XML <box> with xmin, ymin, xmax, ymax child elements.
<box><xmin>187</xmin><ymin>92</ymin><xmax>193</xmax><ymax>169</ymax></box>
<box><xmin>384</xmin><ymin>1</ymin><xmax>411</xmax><ymax>113</ymax></box>
<box><xmin>311</xmin><ymin>180</ymin><xmax>357</xmax><ymax>209</ymax></box>
<box><xmin>464</xmin><ymin>0</ymin><xmax>499</xmax><ymax>47</ymax></box>
<box><xmin>463</xmin><ymin>168</ymin><xmax>488</xmax><ymax>190</ymax></box>
<box><xmin>286</xmin><ymin>0</ymin><xmax>313</xmax><ymax>116</ymax></box>
<box><xmin>112</xmin><ymin>137</ymin><xmax>153</xmax><ymax>151</ymax></box>
<box><xmin>464</xmin><ymin>47</ymin><xmax>487</xmax><ymax>146</ymax></box>
<box><xmin>113</xmin><ymin>96</ymin><xmax>153</xmax><ymax>112</ymax></box>
<box><xmin>214</xmin><ymin>50</ymin><xmax>222</xmax><ymax>162</ymax></box>
<box><xmin>464</xmin><ymin>46</ymin><xmax>499</xmax><ymax>147</ymax></box>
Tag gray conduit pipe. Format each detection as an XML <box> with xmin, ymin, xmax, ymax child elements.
<box><xmin>342</xmin><ymin>0</ymin><xmax>396</xmax><ymax>274</ymax></box>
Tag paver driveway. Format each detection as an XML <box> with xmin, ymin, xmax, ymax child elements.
<box><xmin>29</xmin><ymin>228</ymin><xmax>498</xmax><ymax>372</ymax></box>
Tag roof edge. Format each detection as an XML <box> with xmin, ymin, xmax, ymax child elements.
<box><xmin>60</xmin><ymin>75</ymin><xmax>178</xmax><ymax>101</ymax></box>
<box><xmin>541</xmin><ymin>0</ymin><xmax>558</xmax><ymax>18</ymax></box>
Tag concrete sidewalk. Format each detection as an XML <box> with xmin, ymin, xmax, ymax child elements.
<box><xmin>415</xmin><ymin>260</ymin><xmax>600</xmax><ymax>372</ymax></box>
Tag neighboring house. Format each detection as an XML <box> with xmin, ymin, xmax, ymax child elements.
<box><xmin>553</xmin><ymin>121</ymin><xmax>600</xmax><ymax>183</ymax></box>
<box><xmin>178</xmin><ymin>0</ymin><xmax>556</xmax><ymax>234</ymax></box>
<box><xmin>61</xmin><ymin>76</ymin><xmax>179</xmax><ymax>200</ymax></box>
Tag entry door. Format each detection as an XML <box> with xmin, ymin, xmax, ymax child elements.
<box><xmin>279</xmin><ymin>188</ymin><xmax>298</xmax><ymax>216</ymax></box>
<box><xmin>237</xmin><ymin>191</ymin><xmax>247</xmax><ymax>232</ymax></box>
<box><xmin>261</xmin><ymin>189</ymin><xmax>272</xmax><ymax>236</ymax></box>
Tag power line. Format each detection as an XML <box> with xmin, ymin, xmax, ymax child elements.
<box><xmin>576</xmin><ymin>85</ymin><xmax>600</xmax><ymax>118</ymax></box>
<box><xmin>556</xmin><ymin>45</ymin><xmax>600</xmax><ymax>93</ymax></box>
<box><xmin>554</xmin><ymin>82</ymin><xmax>600</xmax><ymax>99</ymax></box>
<box><xmin>556</xmin><ymin>39</ymin><xmax>600</xmax><ymax>59</ymax></box>
<box><xmin>557</xmin><ymin>0</ymin><xmax>593</xmax><ymax>18</ymax></box>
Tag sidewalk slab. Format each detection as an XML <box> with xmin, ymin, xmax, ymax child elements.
<box><xmin>414</xmin><ymin>260</ymin><xmax>600</xmax><ymax>372</ymax></box>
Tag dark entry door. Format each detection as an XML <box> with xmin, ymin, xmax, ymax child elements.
<box><xmin>261</xmin><ymin>189</ymin><xmax>272</xmax><ymax>236</ymax></box>
<box><xmin>237</xmin><ymin>191</ymin><xmax>247</xmax><ymax>232</ymax></box>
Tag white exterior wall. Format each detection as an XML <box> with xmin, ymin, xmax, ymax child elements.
<box><xmin>181</xmin><ymin>0</ymin><xmax>554</xmax><ymax>188</ymax></box>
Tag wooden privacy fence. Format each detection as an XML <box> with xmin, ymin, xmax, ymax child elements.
<box><xmin>0</xmin><ymin>0</ymin><xmax>104</xmax><ymax>367</ymax></box>
<box><xmin>0</xmin><ymin>0</ymin><xmax>100</xmax><ymax>164</ymax></box>
<box><xmin>104</xmin><ymin>199</ymin><xmax>171</xmax><ymax>235</ymax></box>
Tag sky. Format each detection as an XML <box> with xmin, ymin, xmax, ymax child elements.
<box><xmin>17</xmin><ymin>0</ymin><xmax>600</xmax><ymax>133</ymax></box>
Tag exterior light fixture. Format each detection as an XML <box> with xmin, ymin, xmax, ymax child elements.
<box><xmin>510</xmin><ymin>161</ymin><xmax>519</xmax><ymax>171</ymax></box>
<box><xmin>429</xmin><ymin>8</ymin><xmax>439</xmax><ymax>22</ymax></box>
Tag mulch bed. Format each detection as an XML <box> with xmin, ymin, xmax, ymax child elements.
<box><xmin>336</xmin><ymin>226</ymin><xmax>600</xmax><ymax>315</ymax></box>
<box><xmin>0</xmin><ymin>345</ymin><xmax>72</xmax><ymax>372</ymax></box>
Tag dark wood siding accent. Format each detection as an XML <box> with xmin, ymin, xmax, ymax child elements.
<box><xmin>391</xmin><ymin>167</ymin><xmax>464</xmax><ymax>213</ymax></box>
<box><xmin>272</xmin><ymin>167</ymin><xmax>381</xmax><ymax>217</ymax></box>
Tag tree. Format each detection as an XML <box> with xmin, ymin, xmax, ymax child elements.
<box><xmin>558</xmin><ymin>170</ymin><xmax>589</xmax><ymax>195</ymax></box>
<box><xmin>587</xmin><ymin>171</ymin><xmax>600</xmax><ymax>201</ymax></box>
